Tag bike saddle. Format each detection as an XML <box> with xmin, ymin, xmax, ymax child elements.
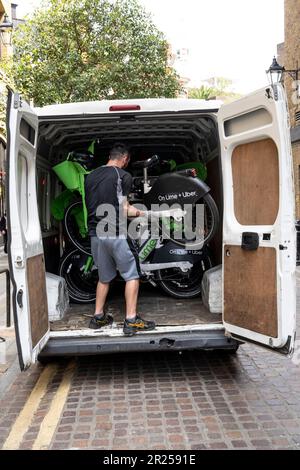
<box><xmin>132</xmin><ymin>155</ymin><xmax>159</xmax><ymax>169</ymax></box>
<box><xmin>68</xmin><ymin>151</ymin><xmax>95</xmax><ymax>169</ymax></box>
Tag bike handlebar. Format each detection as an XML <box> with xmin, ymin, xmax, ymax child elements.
<box><xmin>132</xmin><ymin>155</ymin><xmax>160</xmax><ymax>169</ymax></box>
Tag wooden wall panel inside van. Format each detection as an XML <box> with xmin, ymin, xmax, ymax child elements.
<box><xmin>232</xmin><ymin>138</ymin><xmax>279</xmax><ymax>225</ymax></box>
<box><xmin>224</xmin><ymin>245</ymin><xmax>278</xmax><ymax>338</ymax></box>
<box><xmin>27</xmin><ymin>254</ymin><xmax>49</xmax><ymax>348</ymax></box>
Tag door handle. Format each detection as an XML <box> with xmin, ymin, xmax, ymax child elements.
<box><xmin>241</xmin><ymin>232</ymin><xmax>259</xmax><ymax>251</ymax></box>
<box><xmin>17</xmin><ymin>289</ymin><xmax>23</xmax><ymax>308</ymax></box>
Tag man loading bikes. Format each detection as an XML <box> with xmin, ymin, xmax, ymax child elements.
<box><xmin>85</xmin><ymin>142</ymin><xmax>156</xmax><ymax>335</ymax></box>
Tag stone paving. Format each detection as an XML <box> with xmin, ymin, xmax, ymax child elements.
<box><xmin>0</xmin><ymin>249</ymin><xmax>16</xmax><ymax>381</ymax></box>
<box><xmin>0</xmin><ymin>275</ymin><xmax>299</xmax><ymax>450</ymax></box>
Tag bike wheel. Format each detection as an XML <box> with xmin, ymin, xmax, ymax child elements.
<box><xmin>64</xmin><ymin>201</ymin><xmax>92</xmax><ymax>255</ymax></box>
<box><xmin>59</xmin><ymin>249</ymin><xmax>98</xmax><ymax>303</ymax></box>
<box><xmin>162</xmin><ymin>193</ymin><xmax>219</xmax><ymax>249</ymax></box>
<box><xmin>156</xmin><ymin>254</ymin><xmax>213</xmax><ymax>299</ymax></box>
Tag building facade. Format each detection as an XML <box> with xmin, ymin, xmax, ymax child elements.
<box><xmin>0</xmin><ymin>1</ymin><xmax>21</xmax><ymax>215</ymax></box>
<box><xmin>284</xmin><ymin>0</ymin><xmax>300</xmax><ymax>219</ymax></box>
<box><xmin>0</xmin><ymin>1</ymin><xmax>12</xmax><ymax>56</ymax></box>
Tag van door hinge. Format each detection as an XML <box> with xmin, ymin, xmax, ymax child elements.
<box><xmin>14</xmin><ymin>256</ymin><xmax>24</xmax><ymax>268</ymax></box>
<box><xmin>13</xmin><ymin>93</ymin><xmax>22</xmax><ymax>109</ymax></box>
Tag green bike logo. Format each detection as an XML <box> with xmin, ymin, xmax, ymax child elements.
<box><xmin>139</xmin><ymin>239</ymin><xmax>157</xmax><ymax>262</ymax></box>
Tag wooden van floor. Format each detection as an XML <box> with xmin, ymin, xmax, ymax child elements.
<box><xmin>50</xmin><ymin>284</ymin><xmax>221</xmax><ymax>331</ymax></box>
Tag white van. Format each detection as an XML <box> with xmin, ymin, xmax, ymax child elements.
<box><xmin>6</xmin><ymin>84</ymin><xmax>297</xmax><ymax>370</ymax></box>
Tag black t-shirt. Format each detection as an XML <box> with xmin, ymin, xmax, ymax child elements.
<box><xmin>85</xmin><ymin>166</ymin><xmax>132</xmax><ymax>236</ymax></box>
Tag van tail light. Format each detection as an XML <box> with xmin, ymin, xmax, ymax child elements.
<box><xmin>109</xmin><ymin>105</ymin><xmax>141</xmax><ymax>112</ymax></box>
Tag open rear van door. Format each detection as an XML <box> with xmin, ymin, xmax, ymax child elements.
<box><xmin>218</xmin><ymin>84</ymin><xmax>296</xmax><ymax>354</ymax></box>
<box><xmin>6</xmin><ymin>91</ymin><xmax>49</xmax><ymax>370</ymax></box>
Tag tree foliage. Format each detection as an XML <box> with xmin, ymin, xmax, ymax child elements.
<box><xmin>11</xmin><ymin>0</ymin><xmax>181</xmax><ymax>106</ymax></box>
<box><xmin>0</xmin><ymin>79</ymin><xmax>7</xmax><ymax>136</ymax></box>
<box><xmin>213</xmin><ymin>77</ymin><xmax>233</xmax><ymax>94</ymax></box>
<box><xmin>188</xmin><ymin>77</ymin><xmax>242</xmax><ymax>103</ymax></box>
<box><xmin>188</xmin><ymin>85</ymin><xmax>216</xmax><ymax>100</ymax></box>
<box><xmin>0</xmin><ymin>60</ymin><xmax>14</xmax><ymax>137</ymax></box>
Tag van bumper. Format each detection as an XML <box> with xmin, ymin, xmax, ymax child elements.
<box><xmin>38</xmin><ymin>329</ymin><xmax>240</xmax><ymax>358</ymax></box>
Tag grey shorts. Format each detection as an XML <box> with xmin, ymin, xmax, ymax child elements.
<box><xmin>91</xmin><ymin>237</ymin><xmax>140</xmax><ymax>283</ymax></box>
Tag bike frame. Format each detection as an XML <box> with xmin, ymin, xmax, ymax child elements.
<box><xmin>138</xmin><ymin>237</ymin><xmax>158</xmax><ymax>263</ymax></box>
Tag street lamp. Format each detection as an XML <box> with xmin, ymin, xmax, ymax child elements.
<box><xmin>266</xmin><ymin>57</ymin><xmax>285</xmax><ymax>86</ymax></box>
<box><xmin>0</xmin><ymin>14</ymin><xmax>13</xmax><ymax>47</ymax></box>
<box><xmin>267</xmin><ymin>56</ymin><xmax>300</xmax><ymax>96</ymax></box>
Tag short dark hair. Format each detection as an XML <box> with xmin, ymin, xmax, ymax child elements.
<box><xmin>109</xmin><ymin>143</ymin><xmax>130</xmax><ymax>160</ymax></box>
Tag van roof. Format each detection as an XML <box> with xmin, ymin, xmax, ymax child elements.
<box><xmin>35</xmin><ymin>98</ymin><xmax>222</xmax><ymax>118</ymax></box>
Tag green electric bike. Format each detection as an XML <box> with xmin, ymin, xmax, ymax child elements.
<box><xmin>52</xmin><ymin>153</ymin><xmax>219</xmax><ymax>302</ymax></box>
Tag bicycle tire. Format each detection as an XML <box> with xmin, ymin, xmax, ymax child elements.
<box><xmin>156</xmin><ymin>253</ymin><xmax>213</xmax><ymax>299</ymax></box>
<box><xmin>59</xmin><ymin>248</ymin><xmax>97</xmax><ymax>304</ymax></box>
<box><xmin>64</xmin><ymin>201</ymin><xmax>92</xmax><ymax>255</ymax></box>
<box><xmin>161</xmin><ymin>193</ymin><xmax>219</xmax><ymax>249</ymax></box>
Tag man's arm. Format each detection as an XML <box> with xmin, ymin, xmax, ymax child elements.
<box><xmin>123</xmin><ymin>200</ymin><xmax>145</xmax><ymax>218</ymax></box>
<box><xmin>121</xmin><ymin>173</ymin><xmax>145</xmax><ymax>218</ymax></box>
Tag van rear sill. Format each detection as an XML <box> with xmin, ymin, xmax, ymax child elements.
<box><xmin>49</xmin><ymin>323</ymin><xmax>224</xmax><ymax>339</ymax></box>
<box><xmin>39</xmin><ymin>329</ymin><xmax>237</xmax><ymax>357</ymax></box>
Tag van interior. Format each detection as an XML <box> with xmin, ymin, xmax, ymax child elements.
<box><xmin>36</xmin><ymin>110</ymin><xmax>224</xmax><ymax>334</ymax></box>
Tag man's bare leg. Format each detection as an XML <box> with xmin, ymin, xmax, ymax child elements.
<box><xmin>94</xmin><ymin>281</ymin><xmax>110</xmax><ymax>316</ymax></box>
<box><xmin>125</xmin><ymin>279</ymin><xmax>140</xmax><ymax>320</ymax></box>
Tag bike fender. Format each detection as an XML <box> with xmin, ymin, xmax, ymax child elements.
<box><xmin>151</xmin><ymin>241</ymin><xmax>210</xmax><ymax>264</ymax></box>
<box><xmin>144</xmin><ymin>173</ymin><xmax>210</xmax><ymax>208</ymax></box>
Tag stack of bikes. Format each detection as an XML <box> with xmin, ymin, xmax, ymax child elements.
<box><xmin>52</xmin><ymin>152</ymin><xmax>219</xmax><ymax>303</ymax></box>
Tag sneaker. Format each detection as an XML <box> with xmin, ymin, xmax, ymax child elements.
<box><xmin>123</xmin><ymin>315</ymin><xmax>156</xmax><ymax>336</ymax></box>
<box><xmin>89</xmin><ymin>314</ymin><xmax>113</xmax><ymax>329</ymax></box>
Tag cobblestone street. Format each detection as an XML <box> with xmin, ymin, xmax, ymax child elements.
<box><xmin>0</xmin><ymin>282</ymin><xmax>299</xmax><ymax>450</ymax></box>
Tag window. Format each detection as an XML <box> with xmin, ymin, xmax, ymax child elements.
<box><xmin>224</xmin><ymin>108</ymin><xmax>272</xmax><ymax>137</ymax></box>
<box><xmin>20</xmin><ymin>118</ymin><xmax>36</xmax><ymax>146</ymax></box>
<box><xmin>18</xmin><ymin>153</ymin><xmax>29</xmax><ymax>233</ymax></box>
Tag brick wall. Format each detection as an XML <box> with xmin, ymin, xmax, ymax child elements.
<box><xmin>284</xmin><ymin>0</ymin><xmax>300</xmax><ymax>128</ymax></box>
<box><xmin>277</xmin><ymin>42</ymin><xmax>285</xmax><ymax>67</ymax></box>
<box><xmin>284</xmin><ymin>0</ymin><xmax>300</xmax><ymax>217</ymax></box>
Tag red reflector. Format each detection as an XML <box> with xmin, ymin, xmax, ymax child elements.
<box><xmin>109</xmin><ymin>104</ymin><xmax>141</xmax><ymax>112</ymax></box>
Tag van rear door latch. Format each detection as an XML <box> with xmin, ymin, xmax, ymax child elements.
<box><xmin>13</xmin><ymin>93</ymin><xmax>22</xmax><ymax>109</ymax></box>
<box><xmin>279</xmin><ymin>244</ymin><xmax>288</xmax><ymax>250</ymax></box>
